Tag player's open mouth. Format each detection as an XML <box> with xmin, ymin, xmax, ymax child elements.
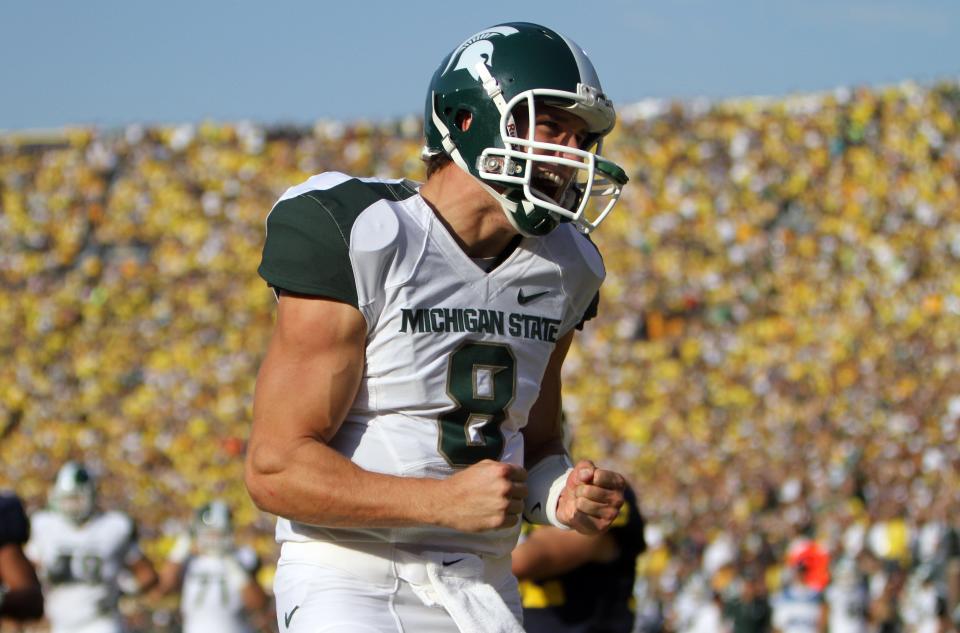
<box><xmin>531</xmin><ymin>167</ymin><xmax>570</xmax><ymax>202</ymax></box>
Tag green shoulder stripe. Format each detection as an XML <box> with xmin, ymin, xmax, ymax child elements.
<box><xmin>257</xmin><ymin>178</ymin><xmax>418</xmax><ymax>306</ymax></box>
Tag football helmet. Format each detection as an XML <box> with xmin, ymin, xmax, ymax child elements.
<box><xmin>50</xmin><ymin>461</ymin><xmax>96</xmax><ymax>524</ymax></box>
<box><xmin>193</xmin><ymin>499</ymin><xmax>233</xmax><ymax>554</ymax></box>
<box><xmin>423</xmin><ymin>22</ymin><xmax>628</xmax><ymax>236</ymax></box>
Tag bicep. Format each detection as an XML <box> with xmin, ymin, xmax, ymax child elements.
<box><xmin>522</xmin><ymin>330</ymin><xmax>575</xmax><ymax>463</ymax></box>
<box><xmin>249</xmin><ymin>293</ymin><xmax>367</xmax><ymax>470</ymax></box>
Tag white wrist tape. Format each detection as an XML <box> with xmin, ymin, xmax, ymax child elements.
<box><xmin>523</xmin><ymin>454</ymin><xmax>574</xmax><ymax>529</ymax></box>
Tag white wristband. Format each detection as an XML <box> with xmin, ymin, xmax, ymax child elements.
<box><xmin>523</xmin><ymin>454</ymin><xmax>574</xmax><ymax>529</ymax></box>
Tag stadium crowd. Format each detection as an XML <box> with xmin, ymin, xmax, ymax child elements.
<box><xmin>2</xmin><ymin>79</ymin><xmax>960</xmax><ymax>631</ymax></box>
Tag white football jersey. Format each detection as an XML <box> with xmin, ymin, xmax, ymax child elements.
<box><xmin>258</xmin><ymin>172</ymin><xmax>604</xmax><ymax>557</ymax></box>
<box><xmin>179</xmin><ymin>547</ymin><xmax>259</xmax><ymax>633</ymax></box>
<box><xmin>26</xmin><ymin>509</ymin><xmax>142</xmax><ymax>632</ymax></box>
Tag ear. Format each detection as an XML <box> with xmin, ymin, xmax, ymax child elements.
<box><xmin>455</xmin><ymin>110</ymin><xmax>473</xmax><ymax>132</ymax></box>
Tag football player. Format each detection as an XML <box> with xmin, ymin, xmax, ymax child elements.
<box><xmin>26</xmin><ymin>461</ymin><xmax>158</xmax><ymax>633</ymax></box>
<box><xmin>246</xmin><ymin>21</ymin><xmax>630</xmax><ymax>633</ymax></box>
<box><xmin>155</xmin><ymin>500</ymin><xmax>270</xmax><ymax>633</ymax></box>
<box><xmin>513</xmin><ymin>484</ymin><xmax>646</xmax><ymax>633</ymax></box>
<box><xmin>0</xmin><ymin>491</ymin><xmax>44</xmax><ymax>621</ymax></box>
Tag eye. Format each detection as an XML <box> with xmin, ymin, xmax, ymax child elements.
<box><xmin>536</xmin><ymin>120</ymin><xmax>564</xmax><ymax>137</ymax></box>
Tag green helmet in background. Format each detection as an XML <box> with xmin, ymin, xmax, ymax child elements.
<box><xmin>50</xmin><ymin>461</ymin><xmax>97</xmax><ymax>524</ymax></box>
<box><xmin>193</xmin><ymin>499</ymin><xmax>233</xmax><ymax>554</ymax></box>
<box><xmin>423</xmin><ymin>22</ymin><xmax>628</xmax><ymax>236</ymax></box>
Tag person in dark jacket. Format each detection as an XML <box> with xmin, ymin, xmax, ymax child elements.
<box><xmin>0</xmin><ymin>491</ymin><xmax>43</xmax><ymax>621</ymax></box>
<box><xmin>513</xmin><ymin>484</ymin><xmax>646</xmax><ymax>633</ymax></box>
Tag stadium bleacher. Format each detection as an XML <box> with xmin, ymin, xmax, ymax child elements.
<box><xmin>2</xmin><ymin>79</ymin><xmax>959</xmax><ymax>629</ymax></box>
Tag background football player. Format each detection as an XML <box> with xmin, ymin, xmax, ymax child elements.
<box><xmin>26</xmin><ymin>461</ymin><xmax>158</xmax><ymax>633</ymax></box>
<box><xmin>155</xmin><ymin>499</ymin><xmax>271</xmax><ymax>633</ymax></box>
<box><xmin>0</xmin><ymin>490</ymin><xmax>44</xmax><ymax>621</ymax></box>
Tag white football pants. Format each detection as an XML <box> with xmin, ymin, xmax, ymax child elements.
<box><xmin>273</xmin><ymin>541</ymin><xmax>522</xmax><ymax>633</ymax></box>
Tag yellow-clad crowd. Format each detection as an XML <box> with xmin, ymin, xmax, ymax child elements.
<box><xmin>2</xmin><ymin>80</ymin><xmax>959</xmax><ymax>626</ymax></box>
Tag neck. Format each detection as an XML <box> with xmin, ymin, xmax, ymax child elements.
<box><xmin>420</xmin><ymin>164</ymin><xmax>519</xmax><ymax>258</ymax></box>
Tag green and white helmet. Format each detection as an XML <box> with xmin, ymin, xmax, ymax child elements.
<box><xmin>423</xmin><ymin>22</ymin><xmax>628</xmax><ymax>236</ymax></box>
<box><xmin>50</xmin><ymin>461</ymin><xmax>96</xmax><ymax>524</ymax></box>
<box><xmin>194</xmin><ymin>499</ymin><xmax>233</xmax><ymax>553</ymax></box>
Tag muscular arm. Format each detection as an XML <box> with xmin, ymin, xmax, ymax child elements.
<box><xmin>522</xmin><ymin>331</ymin><xmax>574</xmax><ymax>467</ymax></box>
<box><xmin>0</xmin><ymin>543</ymin><xmax>43</xmax><ymax>620</ymax></box>
<box><xmin>245</xmin><ymin>292</ymin><xmax>525</xmax><ymax>532</ymax></box>
<box><xmin>521</xmin><ymin>330</ymin><xmax>625</xmax><ymax>534</ymax></box>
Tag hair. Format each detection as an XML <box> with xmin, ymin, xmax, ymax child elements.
<box><xmin>423</xmin><ymin>152</ymin><xmax>453</xmax><ymax>179</ymax></box>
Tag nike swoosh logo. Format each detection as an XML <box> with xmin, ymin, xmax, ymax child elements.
<box><xmin>517</xmin><ymin>289</ymin><xmax>550</xmax><ymax>305</ymax></box>
<box><xmin>531</xmin><ymin>502</ymin><xmax>542</xmax><ymax>514</ymax></box>
<box><xmin>443</xmin><ymin>557</ymin><xmax>465</xmax><ymax>567</ymax></box>
<box><xmin>284</xmin><ymin>606</ymin><xmax>300</xmax><ymax>628</ymax></box>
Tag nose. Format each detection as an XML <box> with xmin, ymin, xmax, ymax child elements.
<box><xmin>539</xmin><ymin>131</ymin><xmax>582</xmax><ymax>163</ymax></box>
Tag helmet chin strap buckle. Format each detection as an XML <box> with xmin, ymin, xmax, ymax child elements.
<box><xmin>480</xmin><ymin>155</ymin><xmax>504</xmax><ymax>173</ymax></box>
<box><xmin>477</xmin><ymin>154</ymin><xmax>525</xmax><ymax>177</ymax></box>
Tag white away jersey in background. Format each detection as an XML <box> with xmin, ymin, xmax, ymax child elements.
<box><xmin>26</xmin><ymin>509</ymin><xmax>142</xmax><ymax>632</ymax></box>
<box><xmin>258</xmin><ymin>172</ymin><xmax>604</xmax><ymax>557</ymax></box>
<box><xmin>179</xmin><ymin>547</ymin><xmax>259</xmax><ymax>633</ymax></box>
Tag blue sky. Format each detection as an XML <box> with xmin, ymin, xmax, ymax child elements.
<box><xmin>1</xmin><ymin>0</ymin><xmax>958</xmax><ymax>130</ymax></box>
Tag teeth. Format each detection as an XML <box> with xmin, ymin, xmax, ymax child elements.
<box><xmin>535</xmin><ymin>170</ymin><xmax>563</xmax><ymax>186</ymax></box>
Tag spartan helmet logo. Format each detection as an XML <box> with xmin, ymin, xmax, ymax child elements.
<box><xmin>442</xmin><ymin>25</ymin><xmax>520</xmax><ymax>80</ymax></box>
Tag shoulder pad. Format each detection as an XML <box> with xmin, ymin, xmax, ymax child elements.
<box><xmin>259</xmin><ymin>174</ymin><xmax>416</xmax><ymax>306</ymax></box>
<box><xmin>100</xmin><ymin>511</ymin><xmax>137</xmax><ymax>539</ymax></box>
<box><xmin>234</xmin><ymin>546</ymin><xmax>260</xmax><ymax>573</ymax></box>
<box><xmin>543</xmin><ymin>225</ymin><xmax>605</xmax><ymax>334</ymax></box>
<box><xmin>568</xmin><ymin>226</ymin><xmax>605</xmax><ymax>280</ymax></box>
<box><xmin>0</xmin><ymin>492</ymin><xmax>30</xmax><ymax>545</ymax></box>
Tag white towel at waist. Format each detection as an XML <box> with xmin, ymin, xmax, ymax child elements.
<box><xmin>396</xmin><ymin>549</ymin><xmax>524</xmax><ymax>633</ymax></box>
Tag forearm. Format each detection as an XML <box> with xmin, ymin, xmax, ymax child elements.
<box><xmin>512</xmin><ymin>529</ymin><xmax>600</xmax><ymax>580</ymax></box>
<box><xmin>0</xmin><ymin>544</ymin><xmax>43</xmax><ymax>620</ymax></box>
<box><xmin>246</xmin><ymin>437</ymin><xmax>446</xmax><ymax>529</ymax></box>
<box><xmin>0</xmin><ymin>586</ymin><xmax>44</xmax><ymax>620</ymax></box>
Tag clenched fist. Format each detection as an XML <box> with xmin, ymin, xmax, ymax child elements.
<box><xmin>439</xmin><ymin>460</ymin><xmax>528</xmax><ymax>532</ymax></box>
<box><xmin>555</xmin><ymin>460</ymin><xmax>626</xmax><ymax>534</ymax></box>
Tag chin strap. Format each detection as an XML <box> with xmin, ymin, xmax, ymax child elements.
<box><xmin>429</xmin><ymin>92</ymin><xmax>537</xmax><ymax>237</ymax></box>
<box><xmin>475</xmin><ymin>62</ymin><xmax>510</xmax><ymax>115</ymax></box>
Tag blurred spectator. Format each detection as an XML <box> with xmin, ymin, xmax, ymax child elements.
<box><xmin>825</xmin><ymin>557</ymin><xmax>868</xmax><ymax>633</ymax></box>
<box><xmin>723</xmin><ymin>568</ymin><xmax>772</xmax><ymax>633</ymax></box>
<box><xmin>0</xmin><ymin>79</ymin><xmax>959</xmax><ymax>624</ymax></box>
<box><xmin>771</xmin><ymin>563</ymin><xmax>826</xmax><ymax>633</ymax></box>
